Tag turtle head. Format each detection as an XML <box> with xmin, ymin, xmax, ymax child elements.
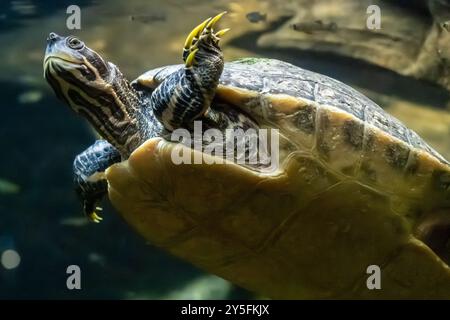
<box><xmin>44</xmin><ymin>32</ymin><xmax>144</xmax><ymax>156</ymax></box>
<box><xmin>44</xmin><ymin>33</ymin><xmax>112</xmax><ymax>95</ymax></box>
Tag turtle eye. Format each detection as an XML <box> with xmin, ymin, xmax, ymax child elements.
<box><xmin>67</xmin><ymin>37</ymin><xmax>84</xmax><ymax>50</ymax></box>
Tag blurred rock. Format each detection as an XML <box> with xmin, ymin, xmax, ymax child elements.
<box><xmin>256</xmin><ymin>0</ymin><xmax>450</xmax><ymax>93</ymax></box>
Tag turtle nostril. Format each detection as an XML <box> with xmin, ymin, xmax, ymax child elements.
<box><xmin>47</xmin><ymin>32</ymin><xmax>59</xmax><ymax>42</ymax></box>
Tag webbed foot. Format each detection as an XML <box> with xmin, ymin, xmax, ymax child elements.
<box><xmin>183</xmin><ymin>12</ymin><xmax>230</xmax><ymax>67</ymax></box>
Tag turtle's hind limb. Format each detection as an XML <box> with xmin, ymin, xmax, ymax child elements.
<box><xmin>73</xmin><ymin>140</ymin><xmax>121</xmax><ymax>222</ymax></box>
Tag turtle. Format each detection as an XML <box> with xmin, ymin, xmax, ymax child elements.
<box><xmin>43</xmin><ymin>13</ymin><xmax>450</xmax><ymax>299</ymax></box>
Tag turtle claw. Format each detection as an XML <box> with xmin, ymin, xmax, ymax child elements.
<box><xmin>88</xmin><ymin>210</ymin><xmax>103</xmax><ymax>223</ymax></box>
<box><xmin>183</xmin><ymin>12</ymin><xmax>228</xmax><ymax>63</ymax></box>
<box><xmin>185</xmin><ymin>48</ymin><xmax>199</xmax><ymax>68</ymax></box>
<box><xmin>214</xmin><ymin>28</ymin><xmax>230</xmax><ymax>39</ymax></box>
<box><xmin>206</xmin><ymin>11</ymin><xmax>227</xmax><ymax>33</ymax></box>
<box><xmin>184</xmin><ymin>17</ymin><xmax>210</xmax><ymax>50</ymax></box>
<box><xmin>82</xmin><ymin>197</ymin><xmax>104</xmax><ymax>223</ymax></box>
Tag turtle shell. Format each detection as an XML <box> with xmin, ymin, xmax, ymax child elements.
<box><xmin>108</xmin><ymin>58</ymin><xmax>450</xmax><ymax>298</ymax></box>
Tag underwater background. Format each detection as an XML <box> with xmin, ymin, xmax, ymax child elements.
<box><xmin>0</xmin><ymin>0</ymin><xmax>449</xmax><ymax>299</ymax></box>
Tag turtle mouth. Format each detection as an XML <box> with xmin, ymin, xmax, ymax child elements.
<box><xmin>43</xmin><ymin>54</ymin><xmax>84</xmax><ymax>80</ymax></box>
<box><xmin>43</xmin><ymin>55</ymin><xmax>83</xmax><ymax>69</ymax></box>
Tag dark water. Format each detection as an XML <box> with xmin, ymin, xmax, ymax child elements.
<box><xmin>0</xmin><ymin>0</ymin><xmax>449</xmax><ymax>299</ymax></box>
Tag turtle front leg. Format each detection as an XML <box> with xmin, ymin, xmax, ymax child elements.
<box><xmin>150</xmin><ymin>12</ymin><xmax>229</xmax><ymax>131</ymax></box>
<box><xmin>73</xmin><ymin>140</ymin><xmax>121</xmax><ymax>222</ymax></box>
